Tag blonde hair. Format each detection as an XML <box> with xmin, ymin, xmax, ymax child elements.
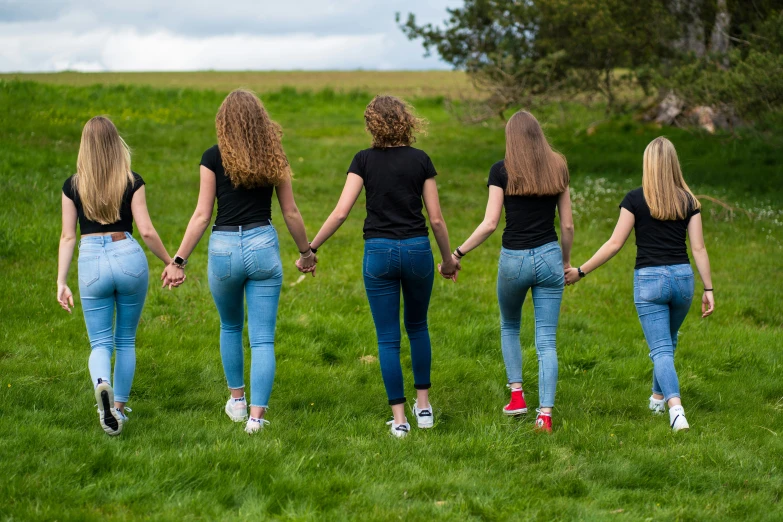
<box><xmin>504</xmin><ymin>111</ymin><xmax>569</xmax><ymax>196</ymax></box>
<box><xmin>642</xmin><ymin>137</ymin><xmax>700</xmax><ymax>220</ymax></box>
<box><xmin>74</xmin><ymin>116</ymin><xmax>134</xmax><ymax>224</ymax></box>
<box><xmin>216</xmin><ymin>89</ymin><xmax>290</xmax><ymax>188</ymax></box>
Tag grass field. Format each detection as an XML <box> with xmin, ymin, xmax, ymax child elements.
<box><xmin>1</xmin><ymin>77</ymin><xmax>782</xmax><ymax>521</ymax></box>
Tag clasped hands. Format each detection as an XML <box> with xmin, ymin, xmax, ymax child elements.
<box><xmin>437</xmin><ymin>254</ymin><xmax>461</xmax><ymax>282</ymax></box>
<box><xmin>295</xmin><ymin>251</ymin><xmax>318</xmax><ymax>276</ymax></box>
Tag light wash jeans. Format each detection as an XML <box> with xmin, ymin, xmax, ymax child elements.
<box><xmin>363</xmin><ymin>237</ymin><xmax>434</xmax><ymax>405</ymax></box>
<box><xmin>78</xmin><ymin>233</ymin><xmax>149</xmax><ymax>403</ymax></box>
<box><xmin>208</xmin><ymin>224</ymin><xmax>283</xmax><ymax>408</ymax></box>
<box><xmin>496</xmin><ymin>241</ymin><xmax>564</xmax><ymax>408</ymax></box>
<box><xmin>634</xmin><ymin>264</ymin><xmax>694</xmax><ymax>401</ymax></box>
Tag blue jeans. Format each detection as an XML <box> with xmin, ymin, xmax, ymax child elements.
<box><xmin>208</xmin><ymin>225</ymin><xmax>283</xmax><ymax>408</ymax></box>
<box><xmin>78</xmin><ymin>233</ymin><xmax>149</xmax><ymax>403</ymax></box>
<box><xmin>363</xmin><ymin>237</ymin><xmax>435</xmax><ymax>405</ymax></box>
<box><xmin>634</xmin><ymin>264</ymin><xmax>694</xmax><ymax>402</ymax></box>
<box><xmin>496</xmin><ymin>241</ymin><xmax>564</xmax><ymax>408</ymax></box>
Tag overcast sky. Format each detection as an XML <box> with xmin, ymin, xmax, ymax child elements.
<box><xmin>0</xmin><ymin>0</ymin><xmax>460</xmax><ymax>72</ymax></box>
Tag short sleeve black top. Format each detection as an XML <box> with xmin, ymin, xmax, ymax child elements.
<box><xmin>487</xmin><ymin>161</ymin><xmax>559</xmax><ymax>250</ymax></box>
<box><xmin>620</xmin><ymin>188</ymin><xmax>700</xmax><ymax>269</ymax></box>
<box><xmin>348</xmin><ymin>146</ymin><xmax>437</xmax><ymax>240</ymax></box>
<box><xmin>200</xmin><ymin>145</ymin><xmax>274</xmax><ymax>227</ymax></box>
<box><xmin>62</xmin><ymin>173</ymin><xmax>144</xmax><ymax>234</ymax></box>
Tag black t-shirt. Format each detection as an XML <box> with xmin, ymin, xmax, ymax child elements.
<box><xmin>62</xmin><ymin>172</ymin><xmax>144</xmax><ymax>234</ymax></box>
<box><xmin>200</xmin><ymin>145</ymin><xmax>274</xmax><ymax>227</ymax></box>
<box><xmin>620</xmin><ymin>188</ymin><xmax>700</xmax><ymax>269</ymax></box>
<box><xmin>348</xmin><ymin>146</ymin><xmax>437</xmax><ymax>240</ymax></box>
<box><xmin>487</xmin><ymin>161</ymin><xmax>559</xmax><ymax>250</ymax></box>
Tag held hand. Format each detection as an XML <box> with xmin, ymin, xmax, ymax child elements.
<box><xmin>701</xmin><ymin>291</ymin><xmax>715</xmax><ymax>318</ymax></box>
<box><xmin>438</xmin><ymin>256</ymin><xmax>460</xmax><ymax>282</ymax></box>
<box><xmin>564</xmin><ymin>267</ymin><xmax>581</xmax><ymax>286</ymax></box>
<box><xmin>296</xmin><ymin>253</ymin><xmax>317</xmax><ymax>277</ymax></box>
<box><xmin>563</xmin><ymin>261</ymin><xmax>571</xmax><ymax>270</ymax></box>
<box><xmin>161</xmin><ymin>264</ymin><xmax>186</xmax><ymax>290</ymax></box>
<box><xmin>57</xmin><ymin>283</ymin><xmax>74</xmax><ymax>313</ymax></box>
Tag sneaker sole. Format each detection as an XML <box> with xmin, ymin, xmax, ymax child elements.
<box><xmin>95</xmin><ymin>383</ymin><xmax>122</xmax><ymax>436</ymax></box>
<box><xmin>503</xmin><ymin>408</ymin><xmax>528</xmax><ymax>416</ymax></box>
<box><xmin>415</xmin><ymin>419</ymin><xmax>434</xmax><ymax>429</ymax></box>
<box><xmin>225</xmin><ymin>405</ymin><xmax>248</xmax><ymax>422</ymax></box>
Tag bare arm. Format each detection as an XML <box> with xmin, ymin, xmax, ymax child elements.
<box><xmin>276</xmin><ymin>176</ymin><xmax>317</xmax><ymax>272</ymax></box>
<box><xmin>57</xmin><ymin>194</ymin><xmax>78</xmax><ymax>313</ymax></box>
<box><xmin>557</xmin><ymin>188</ymin><xmax>575</xmax><ymax>268</ymax></box>
<box><xmin>422</xmin><ymin>177</ymin><xmax>457</xmax><ymax>275</ymax></box>
<box><xmin>174</xmin><ymin>166</ymin><xmax>216</xmax><ymax>260</ymax></box>
<box><xmin>687</xmin><ymin>213</ymin><xmax>715</xmax><ymax>317</ymax></box>
<box><xmin>455</xmin><ymin>185</ymin><xmax>503</xmax><ymax>254</ymax></box>
<box><xmin>131</xmin><ymin>186</ymin><xmax>172</xmax><ymax>266</ymax></box>
<box><xmin>309</xmin><ymin>173</ymin><xmax>364</xmax><ymax>250</ymax></box>
<box><xmin>565</xmin><ymin>208</ymin><xmax>634</xmax><ymax>284</ymax></box>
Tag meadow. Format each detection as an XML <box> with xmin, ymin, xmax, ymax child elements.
<box><xmin>0</xmin><ymin>76</ymin><xmax>781</xmax><ymax>521</ymax></box>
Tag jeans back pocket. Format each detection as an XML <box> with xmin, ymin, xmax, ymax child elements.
<box><xmin>249</xmin><ymin>243</ymin><xmax>280</xmax><ymax>277</ymax></box>
<box><xmin>499</xmin><ymin>253</ymin><xmax>523</xmax><ymax>281</ymax></box>
<box><xmin>365</xmin><ymin>249</ymin><xmax>391</xmax><ymax>279</ymax></box>
<box><xmin>78</xmin><ymin>255</ymin><xmax>101</xmax><ymax>287</ymax></box>
<box><xmin>209</xmin><ymin>251</ymin><xmax>232</xmax><ymax>281</ymax></box>
<box><xmin>408</xmin><ymin>249</ymin><xmax>433</xmax><ymax>278</ymax></box>
<box><xmin>636</xmin><ymin>276</ymin><xmax>665</xmax><ymax>302</ymax></box>
<box><xmin>675</xmin><ymin>274</ymin><xmax>695</xmax><ymax>302</ymax></box>
<box><xmin>113</xmin><ymin>246</ymin><xmax>146</xmax><ymax>278</ymax></box>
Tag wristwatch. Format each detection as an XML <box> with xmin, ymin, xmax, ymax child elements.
<box><xmin>173</xmin><ymin>255</ymin><xmax>188</xmax><ymax>268</ymax></box>
<box><xmin>577</xmin><ymin>267</ymin><xmax>586</xmax><ymax>278</ymax></box>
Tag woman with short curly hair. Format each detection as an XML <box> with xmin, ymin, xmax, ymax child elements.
<box><xmin>308</xmin><ymin>95</ymin><xmax>458</xmax><ymax>438</ymax></box>
<box><xmin>162</xmin><ymin>89</ymin><xmax>316</xmax><ymax>434</ymax></box>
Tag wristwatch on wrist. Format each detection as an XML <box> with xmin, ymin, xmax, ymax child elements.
<box><xmin>577</xmin><ymin>267</ymin><xmax>586</xmax><ymax>278</ymax></box>
<box><xmin>173</xmin><ymin>255</ymin><xmax>188</xmax><ymax>269</ymax></box>
<box><xmin>309</xmin><ymin>244</ymin><xmax>318</xmax><ymax>254</ymax></box>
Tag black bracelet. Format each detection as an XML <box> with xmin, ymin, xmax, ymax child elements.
<box><xmin>309</xmin><ymin>244</ymin><xmax>318</xmax><ymax>254</ymax></box>
<box><xmin>704</xmin><ymin>288</ymin><xmax>713</xmax><ymax>292</ymax></box>
<box><xmin>455</xmin><ymin>247</ymin><xmax>466</xmax><ymax>258</ymax></box>
<box><xmin>299</xmin><ymin>248</ymin><xmax>310</xmax><ymax>255</ymax></box>
<box><xmin>577</xmin><ymin>267</ymin><xmax>586</xmax><ymax>278</ymax></box>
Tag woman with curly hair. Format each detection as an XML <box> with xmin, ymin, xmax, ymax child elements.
<box><xmin>162</xmin><ymin>89</ymin><xmax>316</xmax><ymax>434</ymax></box>
<box><xmin>307</xmin><ymin>95</ymin><xmax>458</xmax><ymax>438</ymax></box>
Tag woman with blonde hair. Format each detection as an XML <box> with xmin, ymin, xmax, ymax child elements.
<box><xmin>450</xmin><ymin>110</ymin><xmax>573</xmax><ymax>432</ymax></box>
<box><xmin>57</xmin><ymin>116</ymin><xmax>174</xmax><ymax>436</ymax></box>
<box><xmin>307</xmin><ymin>95</ymin><xmax>458</xmax><ymax>438</ymax></box>
<box><xmin>162</xmin><ymin>89</ymin><xmax>315</xmax><ymax>434</ymax></box>
<box><xmin>565</xmin><ymin>136</ymin><xmax>714</xmax><ymax>432</ymax></box>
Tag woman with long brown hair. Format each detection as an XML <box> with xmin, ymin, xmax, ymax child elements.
<box><xmin>565</xmin><ymin>137</ymin><xmax>714</xmax><ymax>432</ymax></box>
<box><xmin>450</xmin><ymin>111</ymin><xmax>574</xmax><ymax>432</ymax></box>
<box><xmin>162</xmin><ymin>89</ymin><xmax>315</xmax><ymax>434</ymax></box>
<box><xmin>307</xmin><ymin>95</ymin><xmax>458</xmax><ymax>438</ymax></box>
<box><xmin>57</xmin><ymin>116</ymin><xmax>173</xmax><ymax>436</ymax></box>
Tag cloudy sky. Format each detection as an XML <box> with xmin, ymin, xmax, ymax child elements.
<box><xmin>0</xmin><ymin>0</ymin><xmax>460</xmax><ymax>72</ymax></box>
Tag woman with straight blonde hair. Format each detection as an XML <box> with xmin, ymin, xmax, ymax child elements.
<box><xmin>161</xmin><ymin>89</ymin><xmax>315</xmax><ymax>434</ymax></box>
<box><xmin>57</xmin><ymin>116</ymin><xmax>174</xmax><ymax>436</ymax></box>
<box><xmin>449</xmin><ymin>110</ymin><xmax>574</xmax><ymax>432</ymax></box>
<box><xmin>566</xmin><ymin>136</ymin><xmax>715</xmax><ymax>432</ymax></box>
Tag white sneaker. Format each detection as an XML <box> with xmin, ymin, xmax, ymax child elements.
<box><xmin>94</xmin><ymin>379</ymin><xmax>123</xmax><ymax>436</ymax></box>
<box><xmin>244</xmin><ymin>417</ymin><xmax>270</xmax><ymax>434</ymax></box>
<box><xmin>412</xmin><ymin>400</ymin><xmax>434</xmax><ymax>429</ymax></box>
<box><xmin>669</xmin><ymin>405</ymin><xmax>690</xmax><ymax>432</ymax></box>
<box><xmin>225</xmin><ymin>397</ymin><xmax>248</xmax><ymax>422</ymax></box>
<box><xmin>386</xmin><ymin>418</ymin><xmax>411</xmax><ymax>438</ymax></box>
<box><xmin>649</xmin><ymin>395</ymin><xmax>665</xmax><ymax>414</ymax></box>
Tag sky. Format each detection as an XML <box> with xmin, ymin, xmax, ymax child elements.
<box><xmin>0</xmin><ymin>0</ymin><xmax>460</xmax><ymax>72</ymax></box>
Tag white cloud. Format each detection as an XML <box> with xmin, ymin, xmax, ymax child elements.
<box><xmin>0</xmin><ymin>1</ymin><xmax>462</xmax><ymax>72</ymax></box>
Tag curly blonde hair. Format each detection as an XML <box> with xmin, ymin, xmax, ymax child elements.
<box><xmin>216</xmin><ymin>89</ymin><xmax>290</xmax><ymax>188</ymax></box>
<box><xmin>364</xmin><ymin>95</ymin><xmax>426</xmax><ymax>148</ymax></box>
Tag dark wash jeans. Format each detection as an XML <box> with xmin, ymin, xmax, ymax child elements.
<box><xmin>363</xmin><ymin>237</ymin><xmax>435</xmax><ymax>405</ymax></box>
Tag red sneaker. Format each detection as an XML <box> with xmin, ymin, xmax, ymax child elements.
<box><xmin>534</xmin><ymin>409</ymin><xmax>552</xmax><ymax>433</ymax></box>
<box><xmin>503</xmin><ymin>387</ymin><xmax>528</xmax><ymax>416</ymax></box>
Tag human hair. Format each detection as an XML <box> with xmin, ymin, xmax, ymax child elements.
<box><xmin>504</xmin><ymin>111</ymin><xmax>569</xmax><ymax>196</ymax></box>
<box><xmin>216</xmin><ymin>89</ymin><xmax>290</xmax><ymax>188</ymax></box>
<box><xmin>73</xmin><ymin>116</ymin><xmax>134</xmax><ymax>224</ymax></box>
<box><xmin>364</xmin><ymin>95</ymin><xmax>426</xmax><ymax>148</ymax></box>
<box><xmin>642</xmin><ymin>136</ymin><xmax>700</xmax><ymax>220</ymax></box>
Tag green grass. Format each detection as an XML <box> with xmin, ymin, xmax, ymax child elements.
<box><xmin>1</xmin><ymin>79</ymin><xmax>782</xmax><ymax>521</ymax></box>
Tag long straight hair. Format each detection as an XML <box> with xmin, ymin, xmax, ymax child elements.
<box><xmin>504</xmin><ymin>111</ymin><xmax>569</xmax><ymax>196</ymax></box>
<box><xmin>642</xmin><ymin>137</ymin><xmax>700</xmax><ymax>220</ymax></box>
<box><xmin>73</xmin><ymin>116</ymin><xmax>134</xmax><ymax>224</ymax></box>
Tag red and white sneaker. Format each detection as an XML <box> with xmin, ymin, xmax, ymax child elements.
<box><xmin>503</xmin><ymin>387</ymin><xmax>528</xmax><ymax>416</ymax></box>
<box><xmin>534</xmin><ymin>409</ymin><xmax>552</xmax><ymax>433</ymax></box>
